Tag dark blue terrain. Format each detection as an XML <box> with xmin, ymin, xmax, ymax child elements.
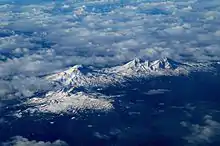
<box><xmin>1</xmin><ymin>68</ymin><xmax>220</xmax><ymax>146</ymax></box>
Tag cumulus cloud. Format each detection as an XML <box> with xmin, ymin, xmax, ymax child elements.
<box><xmin>182</xmin><ymin>115</ymin><xmax>220</xmax><ymax>145</ymax></box>
<box><xmin>1</xmin><ymin>0</ymin><xmax>220</xmax><ymax>67</ymax></box>
<box><xmin>2</xmin><ymin>136</ymin><xmax>68</xmax><ymax>146</ymax></box>
<box><xmin>0</xmin><ymin>76</ymin><xmax>53</xmax><ymax>99</ymax></box>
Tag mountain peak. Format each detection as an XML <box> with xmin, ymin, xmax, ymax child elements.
<box><xmin>149</xmin><ymin>57</ymin><xmax>181</xmax><ymax>70</ymax></box>
<box><xmin>132</xmin><ymin>58</ymin><xmax>144</xmax><ymax>63</ymax></box>
<box><xmin>109</xmin><ymin>57</ymin><xmax>184</xmax><ymax>74</ymax></box>
<box><xmin>46</xmin><ymin>57</ymin><xmax>210</xmax><ymax>89</ymax></box>
<box><xmin>124</xmin><ymin>58</ymin><xmax>144</xmax><ymax>68</ymax></box>
<box><xmin>66</xmin><ymin>64</ymin><xmax>92</xmax><ymax>75</ymax></box>
<box><xmin>162</xmin><ymin>57</ymin><xmax>179</xmax><ymax>64</ymax></box>
<box><xmin>162</xmin><ymin>57</ymin><xmax>171</xmax><ymax>62</ymax></box>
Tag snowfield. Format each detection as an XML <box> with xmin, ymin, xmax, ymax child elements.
<box><xmin>24</xmin><ymin>91</ymin><xmax>113</xmax><ymax>114</ymax></box>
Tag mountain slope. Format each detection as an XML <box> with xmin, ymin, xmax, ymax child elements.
<box><xmin>24</xmin><ymin>91</ymin><xmax>113</xmax><ymax>114</ymax></box>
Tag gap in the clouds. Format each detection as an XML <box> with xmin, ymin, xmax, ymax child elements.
<box><xmin>0</xmin><ymin>28</ymin><xmax>57</xmax><ymax>61</ymax></box>
<box><xmin>1</xmin><ymin>71</ymin><xmax>220</xmax><ymax>145</ymax></box>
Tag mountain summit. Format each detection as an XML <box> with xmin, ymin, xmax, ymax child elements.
<box><xmin>62</xmin><ymin>65</ymin><xmax>92</xmax><ymax>75</ymax></box>
<box><xmin>45</xmin><ymin>58</ymin><xmax>210</xmax><ymax>89</ymax></box>
<box><xmin>149</xmin><ymin>57</ymin><xmax>182</xmax><ymax>70</ymax></box>
<box><xmin>109</xmin><ymin>57</ymin><xmax>185</xmax><ymax>75</ymax></box>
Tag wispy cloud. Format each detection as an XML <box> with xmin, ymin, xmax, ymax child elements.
<box><xmin>144</xmin><ymin>89</ymin><xmax>170</xmax><ymax>95</ymax></box>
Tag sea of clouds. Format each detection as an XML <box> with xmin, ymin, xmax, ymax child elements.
<box><xmin>0</xmin><ymin>0</ymin><xmax>219</xmax><ymax>99</ymax></box>
<box><xmin>0</xmin><ymin>0</ymin><xmax>220</xmax><ymax>105</ymax></box>
<box><xmin>1</xmin><ymin>0</ymin><xmax>220</xmax><ymax>77</ymax></box>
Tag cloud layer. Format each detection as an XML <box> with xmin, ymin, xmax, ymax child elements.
<box><xmin>0</xmin><ymin>0</ymin><xmax>220</xmax><ymax>99</ymax></box>
<box><xmin>1</xmin><ymin>0</ymin><xmax>220</xmax><ymax>75</ymax></box>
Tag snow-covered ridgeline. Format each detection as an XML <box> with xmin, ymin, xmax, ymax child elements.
<box><xmin>46</xmin><ymin>57</ymin><xmax>214</xmax><ymax>88</ymax></box>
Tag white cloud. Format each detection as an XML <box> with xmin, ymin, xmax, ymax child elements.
<box><xmin>0</xmin><ymin>76</ymin><xmax>53</xmax><ymax>99</ymax></box>
<box><xmin>2</xmin><ymin>136</ymin><xmax>68</xmax><ymax>146</ymax></box>
<box><xmin>183</xmin><ymin>115</ymin><xmax>220</xmax><ymax>145</ymax></box>
<box><xmin>144</xmin><ymin>89</ymin><xmax>171</xmax><ymax>95</ymax></box>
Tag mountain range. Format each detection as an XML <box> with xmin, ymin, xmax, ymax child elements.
<box><xmin>14</xmin><ymin>58</ymin><xmax>215</xmax><ymax>116</ymax></box>
<box><xmin>46</xmin><ymin>57</ymin><xmax>212</xmax><ymax>89</ymax></box>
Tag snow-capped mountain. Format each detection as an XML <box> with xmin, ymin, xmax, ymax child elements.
<box><xmin>46</xmin><ymin>58</ymin><xmax>195</xmax><ymax>89</ymax></box>
<box><xmin>149</xmin><ymin>57</ymin><xmax>181</xmax><ymax>70</ymax></box>
<box><xmin>45</xmin><ymin>64</ymin><xmax>123</xmax><ymax>89</ymax></box>
<box><xmin>115</xmin><ymin>57</ymin><xmax>181</xmax><ymax>71</ymax></box>
<box><xmin>107</xmin><ymin>57</ymin><xmax>186</xmax><ymax>75</ymax></box>
<box><xmin>15</xmin><ymin>58</ymin><xmax>215</xmax><ymax>116</ymax></box>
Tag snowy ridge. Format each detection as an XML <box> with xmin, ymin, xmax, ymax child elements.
<box><xmin>45</xmin><ymin>64</ymin><xmax>124</xmax><ymax>88</ymax></box>
<box><xmin>107</xmin><ymin>57</ymin><xmax>186</xmax><ymax>76</ymax></box>
<box><xmin>46</xmin><ymin>57</ymin><xmax>212</xmax><ymax>89</ymax></box>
